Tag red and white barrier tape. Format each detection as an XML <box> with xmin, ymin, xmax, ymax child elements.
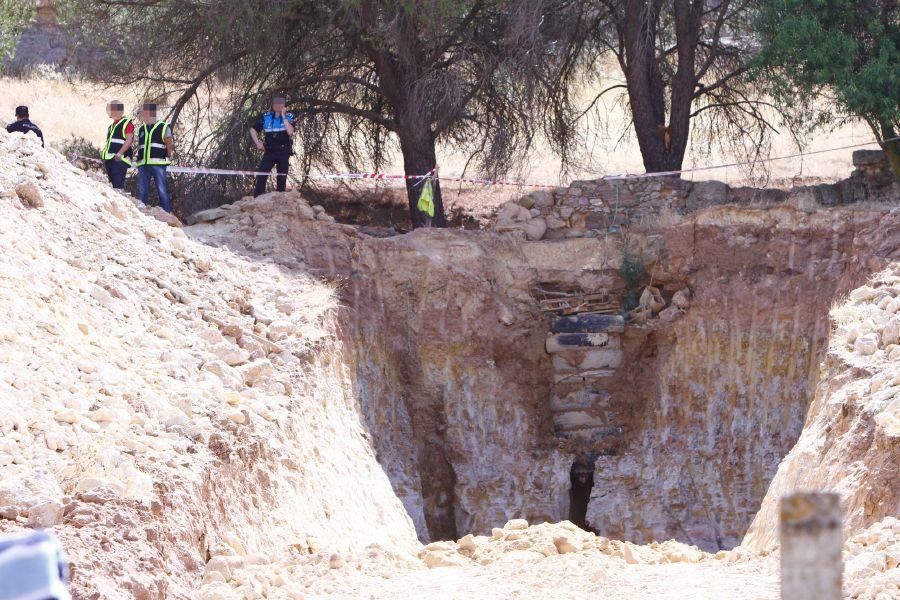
<box><xmin>71</xmin><ymin>154</ymin><xmax>436</xmax><ymax>183</ymax></box>
<box><xmin>71</xmin><ymin>136</ymin><xmax>894</xmax><ymax>189</ymax></box>
<box><xmin>71</xmin><ymin>154</ymin><xmax>553</xmax><ymax>188</ymax></box>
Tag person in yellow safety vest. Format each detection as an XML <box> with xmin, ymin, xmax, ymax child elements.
<box><xmin>102</xmin><ymin>101</ymin><xmax>134</xmax><ymax>189</ymax></box>
<box><xmin>135</xmin><ymin>102</ymin><xmax>175</xmax><ymax>213</ymax></box>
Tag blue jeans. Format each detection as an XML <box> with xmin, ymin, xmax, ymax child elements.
<box><xmin>138</xmin><ymin>165</ymin><xmax>171</xmax><ymax>213</ymax></box>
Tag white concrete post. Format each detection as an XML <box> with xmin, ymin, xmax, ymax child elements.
<box><xmin>780</xmin><ymin>492</ymin><xmax>842</xmax><ymax>600</ymax></box>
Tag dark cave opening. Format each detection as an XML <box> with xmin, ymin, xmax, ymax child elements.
<box><xmin>568</xmin><ymin>461</ymin><xmax>595</xmax><ymax>531</ymax></box>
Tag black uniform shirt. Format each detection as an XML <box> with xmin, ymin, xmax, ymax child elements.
<box><xmin>6</xmin><ymin>119</ymin><xmax>44</xmax><ymax>147</ymax></box>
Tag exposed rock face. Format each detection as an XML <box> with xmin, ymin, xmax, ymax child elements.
<box><xmin>194</xmin><ymin>207</ymin><xmax>573</xmax><ymax>541</ymax></box>
<box><xmin>3</xmin><ymin>124</ymin><xmax>898</xmax><ymax>599</ymax></box>
<box><xmin>585</xmin><ymin>206</ymin><xmax>898</xmax><ymax>551</ymax></box>
<box><xmin>195</xmin><ymin>189</ymin><xmax>896</xmax><ymax>552</ymax></box>
<box><xmin>743</xmin><ymin>245</ymin><xmax>900</xmax><ymax>552</ymax></box>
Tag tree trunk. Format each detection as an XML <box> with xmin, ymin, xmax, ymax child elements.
<box><xmin>881</xmin><ymin>123</ymin><xmax>900</xmax><ymax>180</ymax></box>
<box><xmin>622</xmin><ymin>0</ymin><xmax>697</xmax><ymax>174</ymax></box>
<box><xmin>667</xmin><ymin>0</ymin><xmax>701</xmax><ymax>173</ymax></box>
<box><xmin>399</xmin><ymin>128</ymin><xmax>447</xmax><ymax>229</ymax></box>
<box><xmin>623</xmin><ymin>0</ymin><xmax>672</xmax><ymax>173</ymax></box>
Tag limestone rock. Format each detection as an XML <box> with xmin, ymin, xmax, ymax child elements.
<box><xmin>27</xmin><ymin>500</ymin><xmax>63</xmax><ymax>528</ymax></box>
<box><xmin>516</xmin><ymin>195</ymin><xmax>535</xmax><ymax>209</ymax></box>
<box><xmin>15</xmin><ymin>180</ymin><xmax>43</xmax><ymax>208</ymax></box>
<box><xmin>419</xmin><ymin>541</ymin><xmax>470</xmax><ymax>568</ymax></box>
<box><xmin>523</xmin><ymin>217</ymin><xmax>547</xmax><ymax>241</ymax></box>
<box><xmin>457</xmin><ymin>533</ymin><xmax>477</xmax><ymax>553</ymax></box>
<box><xmin>236</xmin><ymin>360</ymin><xmax>275</xmax><ymax>386</ymax></box>
<box><xmin>854</xmin><ymin>333</ymin><xmax>880</xmax><ymax>355</ymax></box>
<box><xmin>496</xmin><ymin>202</ymin><xmax>531</xmax><ymax>225</ymax></box>
<box><xmin>530</xmin><ymin>191</ymin><xmax>553</xmax><ymax>208</ymax></box>
<box><xmin>671</xmin><ymin>288</ymin><xmax>691</xmax><ymax>309</ymax></box>
<box><xmin>639</xmin><ymin>286</ymin><xmax>666</xmax><ymax>314</ymax></box>
<box><xmin>190</xmin><ymin>207</ymin><xmax>233</xmax><ymax>224</ymax></box>
<box><xmin>504</xmin><ymin>518</ymin><xmax>529</xmax><ymax>530</ymax></box>
<box><xmin>142</xmin><ymin>205</ymin><xmax>182</xmax><ymax>228</ymax></box>
<box><xmin>328</xmin><ymin>553</ymin><xmax>345</xmax><ymax>569</ymax></box>
<box><xmin>553</xmin><ymin>535</ymin><xmax>580</xmax><ymax>554</ymax></box>
<box><xmin>545</xmin><ymin>215</ymin><xmax>566</xmax><ymax>230</ymax></box>
<box><xmin>211</xmin><ymin>342</ymin><xmax>251</xmax><ymax>367</ymax></box>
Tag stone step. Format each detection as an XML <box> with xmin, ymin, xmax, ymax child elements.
<box><xmin>551</xmin><ymin>314</ymin><xmax>625</xmax><ymax>334</ymax></box>
<box><xmin>553</xmin><ymin>410</ymin><xmax>607</xmax><ymax>431</ymax></box>
<box><xmin>551</xmin><ymin>348</ymin><xmax>623</xmax><ymax>373</ymax></box>
<box><xmin>545</xmin><ymin>332</ymin><xmax>619</xmax><ymax>354</ymax></box>
<box><xmin>550</xmin><ymin>388</ymin><xmax>610</xmax><ymax>412</ymax></box>
<box><xmin>553</xmin><ymin>369</ymin><xmax>616</xmax><ymax>383</ymax></box>
<box><xmin>555</xmin><ymin>423</ymin><xmax>624</xmax><ymax>442</ymax></box>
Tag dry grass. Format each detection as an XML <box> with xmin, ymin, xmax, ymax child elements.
<box><xmin>0</xmin><ymin>73</ymin><xmax>880</xmax><ymax>207</ymax></box>
<box><xmin>0</xmin><ymin>74</ymin><xmax>137</xmax><ymax>150</ymax></box>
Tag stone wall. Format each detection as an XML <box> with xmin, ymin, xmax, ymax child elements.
<box><xmin>494</xmin><ymin>150</ymin><xmax>899</xmax><ymax>242</ymax></box>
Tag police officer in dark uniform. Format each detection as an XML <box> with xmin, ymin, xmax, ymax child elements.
<box><xmin>250</xmin><ymin>96</ymin><xmax>295</xmax><ymax>197</ymax></box>
<box><xmin>6</xmin><ymin>106</ymin><xmax>44</xmax><ymax>147</ymax></box>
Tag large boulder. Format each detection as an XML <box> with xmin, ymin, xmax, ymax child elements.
<box><xmin>852</xmin><ymin>149</ymin><xmax>888</xmax><ymax>169</ymax></box>
<box><xmin>522</xmin><ymin>217</ymin><xmax>547</xmax><ymax>241</ymax></box>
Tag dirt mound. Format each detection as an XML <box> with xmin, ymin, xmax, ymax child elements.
<box><xmin>0</xmin><ymin>129</ymin><xmax>417</xmax><ymax>598</ymax></box>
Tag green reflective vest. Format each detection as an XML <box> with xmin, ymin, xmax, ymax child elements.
<box><xmin>103</xmin><ymin>117</ymin><xmax>133</xmax><ymax>165</ymax></box>
<box><xmin>417</xmin><ymin>179</ymin><xmax>435</xmax><ymax>218</ymax></box>
<box><xmin>136</xmin><ymin>121</ymin><xmax>171</xmax><ymax>166</ymax></box>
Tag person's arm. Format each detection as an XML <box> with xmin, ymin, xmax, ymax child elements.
<box><xmin>116</xmin><ymin>132</ymin><xmax>134</xmax><ymax>161</ymax></box>
<box><xmin>282</xmin><ymin>109</ymin><xmax>294</xmax><ymax>136</ymax></box>
<box><xmin>165</xmin><ymin>131</ymin><xmax>175</xmax><ymax>159</ymax></box>
<box><xmin>250</xmin><ymin>128</ymin><xmax>264</xmax><ymax>152</ymax></box>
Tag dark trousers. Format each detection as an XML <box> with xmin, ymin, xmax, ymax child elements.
<box><xmin>253</xmin><ymin>150</ymin><xmax>291</xmax><ymax>197</ymax></box>
<box><xmin>104</xmin><ymin>159</ymin><xmax>129</xmax><ymax>189</ymax></box>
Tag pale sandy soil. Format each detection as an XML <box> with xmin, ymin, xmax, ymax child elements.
<box><xmin>294</xmin><ymin>555</ymin><xmax>780</xmax><ymax>600</ymax></box>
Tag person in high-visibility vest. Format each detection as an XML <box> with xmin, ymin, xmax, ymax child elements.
<box><xmin>135</xmin><ymin>103</ymin><xmax>174</xmax><ymax>213</ymax></box>
<box><xmin>250</xmin><ymin>96</ymin><xmax>295</xmax><ymax>197</ymax></box>
<box><xmin>102</xmin><ymin>101</ymin><xmax>134</xmax><ymax>189</ymax></box>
